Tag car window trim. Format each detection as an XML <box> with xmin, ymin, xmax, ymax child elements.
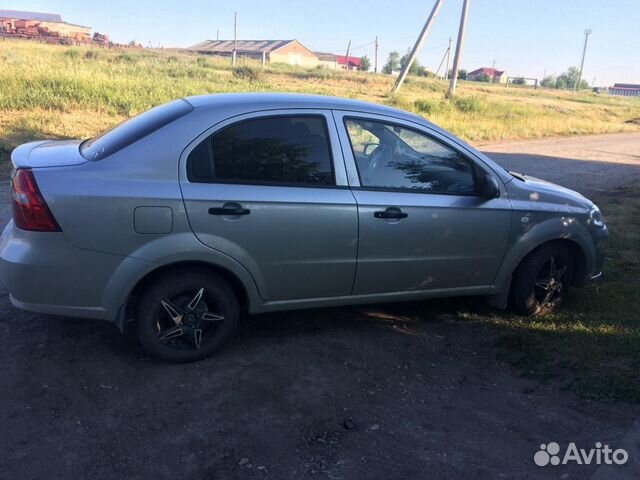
<box><xmin>342</xmin><ymin>115</ymin><xmax>481</xmax><ymax>197</ymax></box>
<box><xmin>187</xmin><ymin>113</ymin><xmax>338</xmax><ymax>188</ymax></box>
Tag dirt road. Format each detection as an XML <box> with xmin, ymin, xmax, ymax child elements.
<box><xmin>480</xmin><ymin>132</ymin><xmax>640</xmax><ymax>195</ymax></box>
<box><xmin>1</xmin><ymin>133</ymin><xmax>639</xmax><ymax>479</ymax></box>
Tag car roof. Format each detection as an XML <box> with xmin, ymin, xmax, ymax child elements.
<box><xmin>183</xmin><ymin>92</ymin><xmax>428</xmax><ymax>125</ymax></box>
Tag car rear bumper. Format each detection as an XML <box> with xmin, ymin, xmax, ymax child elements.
<box><xmin>0</xmin><ymin>221</ymin><xmax>123</xmax><ymax>321</ymax></box>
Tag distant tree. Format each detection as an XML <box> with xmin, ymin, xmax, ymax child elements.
<box><xmin>512</xmin><ymin>77</ymin><xmax>526</xmax><ymax>85</ymax></box>
<box><xmin>540</xmin><ymin>75</ymin><xmax>556</xmax><ymax>88</ymax></box>
<box><xmin>359</xmin><ymin>55</ymin><xmax>371</xmax><ymax>72</ymax></box>
<box><xmin>555</xmin><ymin>66</ymin><xmax>581</xmax><ymax>89</ymax></box>
<box><xmin>478</xmin><ymin>72</ymin><xmax>492</xmax><ymax>83</ymax></box>
<box><xmin>400</xmin><ymin>51</ymin><xmax>421</xmax><ymax>75</ymax></box>
<box><xmin>449</xmin><ymin>68</ymin><xmax>467</xmax><ymax>80</ymax></box>
<box><xmin>383</xmin><ymin>51</ymin><xmax>400</xmax><ymax>74</ymax></box>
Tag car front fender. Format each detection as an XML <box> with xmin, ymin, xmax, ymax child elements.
<box><xmin>490</xmin><ymin>213</ymin><xmax>595</xmax><ymax>294</ymax></box>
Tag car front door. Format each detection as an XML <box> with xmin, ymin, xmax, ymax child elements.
<box><xmin>334</xmin><ymin>111</ymin><xmax>512</xmax><ymax>296</ymax></box>
<box><xmin>180</xmin><ymin>110</ymin><xmax>358</xmax><ymax>301</ymax></box>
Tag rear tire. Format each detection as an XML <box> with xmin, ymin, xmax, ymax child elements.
<box><xmin>511</xmin><ymin>244</ymin><xmax>574</xmax><ymax>316</ymax></box>
<box><xmin>136</xmin><ymin>271</ymin><xmax>239</xmax><ymax>362</ymax></box>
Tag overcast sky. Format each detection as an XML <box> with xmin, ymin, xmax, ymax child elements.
<box><xmin>6</xmin><ymin>0</ymin><xmax>639</xmax><ymax>85</ymax></box>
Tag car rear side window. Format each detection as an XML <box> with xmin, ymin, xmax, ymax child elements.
<box><xmin>80</xmin><ymin>99</ymin><xmax>193</xmax><ymax>160</ymax></box>
<box><xmin>187</xmin><ymin>115</ymin><xmax>335</xmax><ymax>186</ymax></box>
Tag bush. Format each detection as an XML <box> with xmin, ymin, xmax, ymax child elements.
<box><xmin>292</xmin><ymin>70</ymin><xmax>333</xmax><ymax>81</ymax></box>
<box><xmin>167</xmin><ymin>55</ymin><xmax>179</xmax><ymax>63</ymax></box>
<box><xmin>453</xmin><ymin>96</ymin><xmax>483</xmax><ymax>113</ymax></box>
<box><xmin>385</xmin><ymin>94</ymin><xmax>413</xmax><ymax>112</ymax></box>
<box><xmin>63</xmin><ymin>49</ymin><xmax>80</xmax><ymax>59</ymax></box>
<box><xmin>114</xmin><ymin>53</ymin><xmax>136</xmax><ymax>63</ymax></box>
<box><xmin>196</xmin><ymin>57</ymin><xmax>211</xmax><ymax>68</ymax></box>
<box><xmin>84</xmin><ymin>50</ymin><xmax>99</xmax><ymax>60</ymax></box>
<box><xmin>414</xmin><ymin>98</ymin><xmax>451</xmax><ymax>115</ymax></box>
<box><xmin>232</xmin><ymin>65</ymin><xmax>260</xmax><ymax>82</ymax></box>
<box><xmin>414</xmin><ymin>99</ymin><xmax>435</xmax><ymax>114</ymax></box>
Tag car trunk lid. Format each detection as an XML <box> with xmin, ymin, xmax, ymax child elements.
<box><xmin>11</xmin><ymin>140</ymin><xmax>87</xmax><ymax>169</ymax></box>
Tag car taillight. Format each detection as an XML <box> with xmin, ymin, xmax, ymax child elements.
<box><xmin>11</xmin><ymin>168</ymin><xmax>61</xmax><ymax>232</ymax></box>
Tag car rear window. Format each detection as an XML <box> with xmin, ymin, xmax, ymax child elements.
<box><xmin>80</xmin><ymin>99</ymin><xmax>193</xmax><ymax>160</ymax></box>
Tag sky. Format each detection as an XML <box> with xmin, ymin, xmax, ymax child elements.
<box><xmin>5</xmin><ymin>0</ymin><xmax>639</xmax><ymax>85</ymax></box>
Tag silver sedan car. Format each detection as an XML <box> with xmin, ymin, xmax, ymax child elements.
<box><xmin>0</xmin><ymin>93</ymin><xmax>608</xmax><ymax>362</ymax></box>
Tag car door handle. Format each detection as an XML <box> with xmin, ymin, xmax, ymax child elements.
<box><xmin>374</xmin><ymin>209</ymin><xmax>408</xmax><ymax>219</ymax></box>
<box><xmin>208</xmin><ymin>207</ymin><xmax>250</xmax><ymax>216</ymax></box>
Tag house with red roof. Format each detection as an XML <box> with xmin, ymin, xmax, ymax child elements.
<box><xmin>468</xmin><ymin>67</ymin><xmax>508</xmax><ymax>84</ymax></box>
<box><xmin>336</xmin><ymin>55</ymin><xmax>362</xmax><ymax>71</ymax></box>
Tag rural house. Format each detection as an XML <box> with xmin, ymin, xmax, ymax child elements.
<box><xmin>188</xmin><ymin>39</ymin><xmax>319</xmax><ymax>67</ymax></box>
<box><xmin>314</xmin><ymin>52</ymin><xmax>338</xmax><ymax>69</ymax></box>
<box><xmin>0</xmin><ymin>9</ymin><xmax>91</xmax><ymax>42</ymax></box>
<box><xmin>609</xmin><ymin>83</ymin><xmax>640</xmax><ymax>97</ymax></box>
<box><xmin>468</xmin><ymin>67</ymin><xmax>508</xmax><ymax>84</ymax></box>
<box><xmin>336</xmin><ymin>55</ymin><xmax>362</xmax><ymax>71</ymax></box>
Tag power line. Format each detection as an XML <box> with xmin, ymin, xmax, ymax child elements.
<box><xmin>350</xmin><ymin>40</ymin><xmax>376</xmax><ymax>51</ymax></box>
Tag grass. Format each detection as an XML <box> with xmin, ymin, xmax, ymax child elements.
<box><xmin>0</xmin><ymin>39</ymin><xmax>639</xmax><ymax>155</ymax></box>
<box><xmin>0</xmin><ymin>39</ymin><xmax>639</xmax><ymax>401</ymax></box>
<box><xmin>460</xmin><ymin>187</ymin><xmax>640</xmax><ymax>402</ymax></box>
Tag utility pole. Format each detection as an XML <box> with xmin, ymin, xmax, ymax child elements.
<box><xmin>492</xmin><ymin>59</ymin><xmax>495</xmax><ymax>69</ymax></box>
<box><xmin>374</xmin><ymin>36</ymin><xmax>379</xmax><ymax>73</ymax></box>
<box><xmin>447</xmin><ymin>0</ymin><xmax>470</xmax><ymax>97</ymax></box>
<box><xmin>392</xmin><ymin>0</ymin><xmax>444</xmax><ymax>93</ymax></box>
<box><xmin>575</xmin><ymin>28</ymin><xmax>591</xmax><ymax>91</ymax></box>
<box><xmin>232</xmin><ymin>12</ymin><xmax>237</xmax><ymax>66</ymax></box>
<box><xmin>434</xmin><ymin>43</ymin><xmax>449</xmax><ymax>79</ymax></box>
<box><xmin>216</xmin><ymin>29</ymin><xmax>219</xmax><ymax>41</ymax></box>
<box><xmin>345</xmin><ymin>40</ymin><xmax>352</xmax><ymax>70</ymax></box>
<box><xmin>444</xmin><ymin>36</ymin><xmax>452</xmax><ymax>79</ymax></box>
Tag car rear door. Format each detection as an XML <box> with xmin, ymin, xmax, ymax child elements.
<box><xmin>333</xmin><ymin>111</ymin><xmax>512</xmax><ymax>296</ymax></box>
<box><xmin>180</xmin><ymin>110</ymin><xmax>358</xmax><ymax>301</ymax></box>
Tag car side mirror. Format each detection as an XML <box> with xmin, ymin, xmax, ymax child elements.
<box><xmin>479</xmin><ymin>173</ymin><xmax>500</xmax><ymax>199</ymax></box>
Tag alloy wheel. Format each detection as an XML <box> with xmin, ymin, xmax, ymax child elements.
<box><xmin>154</xmin><ymin>288</ymin><xmax>225</xmax><ymax>350</ymax></box>
<box><xmin>533</xmin><ymin>257</ymin><xmax>568</xmax><ymax>309</ymax></box>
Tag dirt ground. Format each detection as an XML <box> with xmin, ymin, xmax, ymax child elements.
<box><xmin>1</xmin><ymin>133</ymin><xmax>640</xmax><ymax>479</ymax></box>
